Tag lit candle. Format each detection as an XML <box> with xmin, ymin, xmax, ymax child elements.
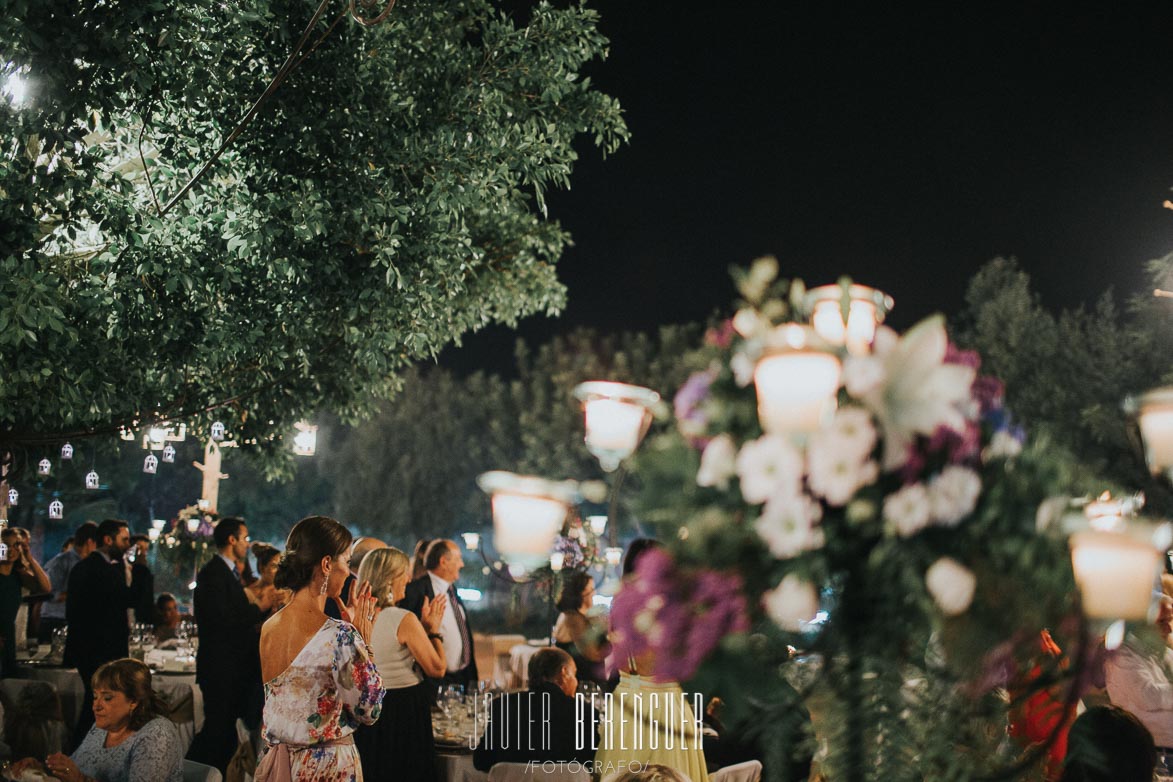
<box><xmin>478</xmin><ymin>471</ymin><xmax>578</xmax><ymax>571</ymax></box>
<box><xmin>604</xmin><ymin>547</ymin><xmax>623</xmax><ymax>567</ymax></box>
<box><xmin>805</xmin><ymin>283</ymin><xmax>893</xmax><ymax>357</ymax></box>
<box><xmin>1070</xmin><ymin>530</ymin><xmax>1162</xmax><ymax>620</ymax></box>
<box><xmin>148</xmin><ymin>528</ymin><xmax>160</xmax><ymax>542</ymax></box>
<box><xmin>1138</xmin><ymin>388</ymin><xmax>1173</xmax><ymax>477</ymax></box>
<box><xmin>550</xmin><ymin>552</ymin><xmax>565</xmax><ymax>572</ymax></box>
<box><xmin>461</xmin><ymin>532</ymin><xmax>481</xmax><ymax>551</ymax></box>
<box><xmin>186</xmin><ymin>517</ymin><xmax>200</xmax><ymax>533</ymax></box>
<box><xmin>588</xmin><ymin>515</ymin><xmax>607</xmax><ymax>536</ymax></box>
<box><xmin>151</xmin><ymin>519</ymin><xmax>166</xmax><ymax>531</ymax></box>
<box><xmin>1085</xmin><ymin>491</ymin><xmax>1124</xmax><ymax>532</ymax></box>
<box><xmin>753</xmin><ymin>325</ymin><xmax>841</xmax><ymax>436</ymax></box>
<box><xmin>573</xmin><ymin>382</ymin><xmax>661</xmax><ymax>472</ymax></box>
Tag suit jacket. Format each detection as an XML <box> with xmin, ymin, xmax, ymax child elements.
<box><xmin>130</xmin><ymin>560</ymin><xmax>155</xmax><ymax>626</ymax></box>
<box><xmin>193</xmin><ymin>556</ymin><xmax>265</xmax><ymax>691</ymax></box>
<box><xmin>64</xmin><ymin>551</ymin><xmax>135</xmax><ymax>672</ymax></box>
<box><xmin>474</xmin><ymin>682</ymin><xmax>598</xmax><ymax>771</ymax></box>
<box><xmin>399</xmin><ymin>574</ymin><xmax>478</xmax><ymax>684</ymax></box>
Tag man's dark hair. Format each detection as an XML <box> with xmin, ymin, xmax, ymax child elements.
<box><xmin>213</xmin><ymin>517</ymin><xmax>247</xmax><ymax>549</ymax></box>
<box><xmin>96</xmin><ymin>519</ymin><xmax>128</xmax><ymax>547</ymax></box>
<box><xmin>155</xmin><ymin>592</ymin><xmax>177</xmax><ymax>611</ymax></box>
<box><xmin>527</xmin><ymin>647</ymin><xmax>572</xmax><ymax>687</ymax></box>
<box><xmin>424</xmin><ymin>539</ymin><xmax>453</xmax><ymax>571</ymax></box>
<box><xmin>1059</xmin><ymin>705</ymin><xmax>1157</xmax><ymax>782</ymax></box>
<box><xmin>129</xmin><ymin>533</ymin><xmax>149</xmax><ymax>545</ymax></box>
<box><xmin>73</xmin><ymin>522</ymin><xmax>99</xmax><ymax>548</ymax></box>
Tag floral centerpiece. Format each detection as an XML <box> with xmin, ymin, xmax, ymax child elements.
<box><xmin>155</xmin><ymin>505</ymin><xmax>218</xmax><ymax>595</ymax></box>
<box><xmin>614</xmin><ymin>259</ymin><xmax>1092</xmax><ymax>782</ymax></box>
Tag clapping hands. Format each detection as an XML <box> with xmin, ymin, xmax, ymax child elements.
<box><xmin>421</xmin><ymin>593</ymin><xmax>447</xmax><ymax>634</ymax></box>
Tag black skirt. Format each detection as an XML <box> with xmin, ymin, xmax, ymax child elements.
<box><xmin>354</xmin><ymin>680</ymin><xmax>438</xmax><ymax>782</ymax></box>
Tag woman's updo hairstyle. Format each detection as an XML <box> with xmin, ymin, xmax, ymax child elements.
<box><xmin>274</xmin><ymin>516</ymin><xmax>353</xmax><ymax>592</ymax></box>
<box><xmin>556</xmin><ymin>570</ymin><xmax>593</xmax><ymax>612</ymax></box>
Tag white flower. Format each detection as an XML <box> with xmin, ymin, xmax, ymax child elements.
<box><xmin>843</xmin><ymin>355</ymin><xmax>886</xmax><ymax>398</ymax></box>
<box><xmin>731</xmin><ymin>351</ymin><xmax>755</xmax><ymax>387</ymax></box>
<box><xmin>825</xmin><ymin>406</ymin><xmax>878</xmax><ymax>460</ymax></box>
<box><xmin>733</xmin><ymin>308</ymin><xmax>764</xmax><ymax>338</ymax></box>
<box><xmin>925</xmin><ymin>557</ymin><xmax>976</xmax><ymax>616</ymax></box>
<box><xmin>883</xmin><ymin>483</ymin><xmax>932</xmax><ymax>537</ymax></box>
<box><xmin>755</xmin><ymin>492</ymin><xmax>824</xmax><ymax>559</ymax></box>
<box><xmin>807</xmin><ymin>438</ymin><xmax>878</xmax><ymax>506</ymax></box>
<box><xmin>982</xmin><ymin>430</ymin><xmax>1023</xmax><ymax>461</ymax></box>
<box><xmin>736</xmin><ymin>434</ymin><xmax>804</xmax><ymax>504</ymax></box>
<box><xmin>928</xmin><ymin>466</ymin><xmax>981</xmax><ymax>526</ymax></box>
<box><xmin>764</xmin><ymin>574</ymin><xmax>820</xmax><ymax>631</ymax></box>
<box><xmin>697</xmin><ymin>434</ymin><xmax>737</xmax><ymax>490</ymax></box>
<box><xmin>853</xmin><ymin>316</ymin><xmax>977</xmax><ymax>470</ymax></box>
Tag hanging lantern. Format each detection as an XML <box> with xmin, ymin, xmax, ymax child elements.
<box><xmin>48</xmin><ymin>499</ymin><xmax>63</xmax><ymax>520</ymax></box>
<box><xmin>1069</xmin><ymin>515</ymin><xmax>1171</xmax><ymax>620</ymax></box>
<box><xmin>604</xmin><ymin>547</ymin><xmax>623</xmax><ymax>566</ymax></box>
<box><xmin>477</xmin><ymin>471</ymin><xmax>579</xmax><ymax>571</ymax></box>
<box><xmin>805</xmin><ymin>282</ymin><xmax>894</xmax><ymax>357</ymax></box>
<box><xmin>151</xmin><ymin>519</ymin><xmax>166</xmax><ymax>531</ymax></box>
<box><xmin>186</xmin><ymin>516</ymin><xmax>200</xmax><ymax>533</ymax></box>
<box><xmin>572</xmin><ymin>382</ymin><xmax>661</xmax><ymax>472</ymax></box>
<box><xmin>147</xmin><ymin>528</ymin><xmax>160</xmax><ymax>543</ymax></box>
<box><xmin>210</xmin><ymin>421</ymin><xmax>226</xmax><ymax>441</ymax></box>
<box><xmin>161</xmin><ymin>444</ymin><xmax>176</xmax><ymax>464</ymax></box>
<box><xmin>7</xmin><ymin>488</ymin><xmax>18</xmax><ymax>506</ymax></box>
<box><xmin>587</xmin><ymin>515</ymin><xmax>608</xmax><ymax>537</ymax></box>
<box><xmin>60</xmin><ymin>443</ymin><xmax>73</xmax><ymax>460</ymax></box>
<box><xmin>85</xmin><ymin>470</ymin><xmax>100</xmax><ymax>490</ymax></box>
<box><xmin>143</xmin><ymin>454</ymin><xmax>158</xmax><ymax>474</ymax></box>
<box><xmin>37</xmin><ymin>458</ymin><xmax>51</xmax><ymax>476</ymax></box>
<box><xmin>549</xmin><ymin>552</ymin><xmax>565</xmax><ymax>572</ymax></box>
<box><xmin>1136</xmin><ymin>387</ymin><xmax>1173</xmax><ymax>480</ymax></box>
<box><xmin>754</xmin><ymin>324</ymin><xmax>841</xmax><ymax>437</ymax></box>
<box><xmin>119</xmin><ymin>428</ymin><xmax>135</xmax><ymax>441</ymax></box>
<box><xmin>293</xmin><ymin>421</ymin><xmax>318</xmax><ymax>456</ymax></box>
<box><xmin>461</xmin><ymin>532</ymin><xmax>481</xmax><ymax>551</ymax></box>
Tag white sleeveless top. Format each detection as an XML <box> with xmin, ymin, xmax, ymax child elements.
<box><xmin>367</xmin><ymin>606</ymin><xmax>423</xmax><ymax>689</ymax></box>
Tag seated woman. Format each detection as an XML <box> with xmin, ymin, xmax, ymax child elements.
<box><xmin>154</xmin><ymin>593</ymin><xmax>182</xmax><ymax>643</ymax></box>
<box><xmin>353</xmin><ymin>547</ymin><xmax>447</xmax><ymax>782</ymax></box>
<box><xmin>8</xmin><ymin>658</ymin><xmax>184</xmax><ymax>782</ymax></box>
<box><xmin>248</xmin><ymin>542</ymin><xmax>288</xmax><ymax>616</ymax></box>
<box><xmin>552</xmin><ymin>570</ymin><xmax>609</xmax><ymax>684</ymax></box>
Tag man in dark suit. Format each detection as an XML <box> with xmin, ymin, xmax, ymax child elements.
<box><xmin>64</xmin><ymin>518</ymin><xmax>138</xmax><ymax>748</ymax></box>
<box><xmin>187</xmin><ymin>517</ymin><xmax>273</xmax><ymax>774</ymax></box>
<box><xmin>399</xmin><ymin>539</ymin><xmax>478</xmax><ymax>688</ymax></box>
<box><xmin>474</xmin><ymin>647</ymin><xmax>598</xmax><ymax>771</ymax></box>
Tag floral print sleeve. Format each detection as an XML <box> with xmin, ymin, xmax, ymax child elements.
<box><xmin>332</xmin><ymin>620</ymin><xmax>383</xmax><ymax>728</ymax></box>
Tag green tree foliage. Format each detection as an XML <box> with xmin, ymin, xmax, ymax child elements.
<box><xmin>326</xmin><ymin>325</ymin><xmax>702</xmax><ymax>547</ymax></box>
<box><xmin>954</xmin><ymin>255</ymin><xmax>1173</xmax><ymax>511</ymax></box>
<box><xmin>0</xmin><ymin>0</ymin><xmax>628</xmax><ymax>473</ymax></box>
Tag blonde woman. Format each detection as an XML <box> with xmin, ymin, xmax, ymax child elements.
<box><xmin>353</xmin><ymin>547</ymin><xmax>447</xmax><ymax>782</ymax></box>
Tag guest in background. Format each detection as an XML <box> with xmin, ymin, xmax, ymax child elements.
<box><xmin>1058</xmin><ymin>705</ymin><xmax>1156</xmax><ymax>782</ymax></box>
<box><xmin>1104</xmin><ymin>591</ymin><xmax>1173</xmax><ymax>748</ymax></box>
<box><xmin>8</xmin><ymin>527</ymin><xmax>44</xmax><ymax>658</ymax></box>
<box><xmin>128</xmin><ymin>533</ymin><xmax>155</xmax><ymax>627</ymax></box>
<box><xmin>247</xmin><ymin>543</ymin><xmax>287</xmax><ymax>616</ymax></box>
<box><xmin>325</xmin><ymin>537</ymin><xmax>387</xmax><ymax>621</ymax></box>
<box><xmin>8</xmin><ymin>658</ymin><xmax>184</xmax><ymax>782</ymax></box>
<box><xmin>354</xmin><ymin>547</ymin><xmax>447</xmax><ymax>782</ymax></box>
<box><xmin>400</xmin><ymin>539</ymin><xmax>478</xmax><ymax>688</ymax></box>
<box><xmin>154</xmin><ymin>593</ymin><xmax>182</xmax><ymax>643</ymax></box>
<box><xmin>40</xmin><ymin>521</ymin><xmax>98</xmax><ymax>643</ymax></box>
<box><xmin>256</xmin><ymin>516</ymin><xmax>381</xmax><ymax>782</ymax></box>
<box><xmin>552</xmin><ymin>570</ymin><xmax>609</xmax><ymax>685</ymax></box>
<box><xmin>60</xmin><ymin>537</ymin><xmax>73</xmax><ymax>553</ymax></box>
<box><xmin>473</xmin><ymin>648</ymin><xmax>598</xmax><ymax>772</ymax></box>
<box><xmin>622</xmin><ymin>538</ymin><xmax>660</xmax><ymax>578</ymax></box>
<box><xmin>189</xmin><ymin>517</ymin><xmax>273</xmax><ymax>774</ymax></box>
<box><xmin>0</xmin><ymin>527</ymin><xmax>50</xmax><ymax>674</ymax></box>
<box><xmin>410</xmin><ymin>539</ymin><xmax>431</xmax><ymax>582</ymax></box>
<box><xmin>64</xmin><ymin>519</ymin><xmax>143</xmax><ymax>747</ymax></box>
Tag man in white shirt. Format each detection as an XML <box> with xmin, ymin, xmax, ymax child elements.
<box><xmin>400</xmin><ymin>539</ymin><xmax>478</xmax><ymax>687</ymax></box>
<box><xmin>1105</xmin><ymin>592</ymin><xmax>1173</xmax><ymax>749</ymax></box>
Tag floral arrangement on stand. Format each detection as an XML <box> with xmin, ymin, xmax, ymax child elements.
<box><xmin>155</xmin><ymin>505</ymin><xmax>219</xmax><ymax>595</ymax></box>
<box><xmin>614</xmin><ymin>259</ymin><xmax>1096</xmax><ymax>782</ymax></box>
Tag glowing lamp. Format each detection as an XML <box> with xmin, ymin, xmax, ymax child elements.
<box><xmin>604</xmin><ymin>547</ymin><xmax>623</xmax><ymax>567</ymax></box>
<box><xmin>37</xmin><ymin>459</ymin><xmax>51</xmax><ymax>476</ymax></box>
<box><xmin>85</xmin><ymin>471</ymin><xmax>100</xmax><ymax>490</ymax></box>
<box><xmin>293</xmin><ymin>421</ymin><xmax>318</xmax><ymax>456</ymax></box>
<box><xmin>550</xmin><ymin>552</ymin><xmax>565</xmax><ymax>572</ymax></box>
<box><xmin>147</xmin><ymin>528</ymin><xmax>160</xmax><ymax>543</ymax></box>
<box><xmin>60</xmin><ymin>443</ymin><xmax>73</xmax><ymax>460</ymax></box>
<box><xmin>7</xmin><ymin>489</ymin><xmax>18</xmax><ymax>506</ymax></box>
<box><xmin>48</xmin><ymin>499</ymin><xmax>63</xmax><ymax>520</ymax></box>
<box><xmin>143</xmin><ymin>454</ymin><xmax>158</xmax><ymax>474</ymax></box>
<box><xmin>151</xmin><ymin>519</ymin><xmax>166</xmax><ymax>531</ymax></box>
<box><xmin>753</xmin><ymin>325</ymin><xmax>841</xmax><ymax>436</ymax></box>
<box><xmin>162</xmin><ymin>445</ymin><xmax>176</xmax><ymax>464</ymax></box>
<box><xmin>461</xmin><ymin>532</ymin><xmax>481</xmax><ymax>551</ymax></box>
<box><xmin>805</xmin><ymin>283</ymin><xmax>893</xmax><ymax>356</ymax></box>
<box><xmin>210</xmin><ymin>422</ymin><xmax>226</xmax><ymax>441</ymax></box>
<box><xmin>1137</xmin><ymin>388</ymin><xmax>1173</xmax><ymax>479</ymax></box>
<box><xmin>573</xmin><ymin>382</ymin><xmax>660</xmax><ymax>472</ymax></box>
<box><xmin>588</xmin><ymin>515</ymin><xmax>607</xmax><ymax>537</ymax></box>
<box><xmin>477</xmin><ymin>471</ymin><xmax>578</xmax><ymax>571</ymax></box>
<box><xmin>186</xmin><ymin>517</ymin><xmax>200</xmax><ymax>533</ymax></box>
<box><xmin>1070</xmin><ymin>521</ymin><xmax>1169</xmax><ymax>620</ymax></box>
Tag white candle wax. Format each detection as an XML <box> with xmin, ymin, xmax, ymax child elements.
<box><xmin>1139</xmin><ymin>407</ymin><xmax>1173</xmax><ymax>474</ymax></box>
<box><xmin>754</xmin><ymin>352</ymin><xmax>841</xmax><ymax>435</ymax></box>
<box><xmin>584</xmin><ymin>398</ymin><xmax>646</xmax><ymax>455</ymax></box>
<box><xmin>492</xmin><ymin>493</ymin><xmax>566</xmax><ymax>559</ymax></box>
<box><xmin>1071</xmin><ymin>530</ymin><xmax>1162</xmax><ymax>620</ymax></box>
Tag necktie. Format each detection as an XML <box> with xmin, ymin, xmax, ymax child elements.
<box><xmin>448</xmin><ymin>584</ymin><xmax>472</xmax><ymax>670</ymax></box>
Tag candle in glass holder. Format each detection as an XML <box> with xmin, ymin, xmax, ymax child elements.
<box><xmin>753</xmin><ymin>325</ymin><xmax>841</xmax><ymax>436</ymax></box>
<box><xmin>478</xmin><ymin>471</ymin><xmax>578</xmax><ymax>571</ymax></box>
<box><xmin>573</xmin><ymin>382</ymin><xmax>660</xmax><ymax>472</ymax></box>
<box><xmin>806</xmin><ymin>283</ymin><xmax>894</xmax><ymax>357</ymax></box>
<box><xmin>1138</xmin><ymin>388</ymin><xmax>1173</xmax><ymax>477</ymax></box>
<box><xmin>1070</xmin><ymin>530</ymin><xmax>1162</xmax><ymax>620</ymax></box>
<box><xmin>550</xmin><ymin>552</ymin><xmax>565</xmax><ymax>572</ymax></box>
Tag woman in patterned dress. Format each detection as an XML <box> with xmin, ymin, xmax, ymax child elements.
<box><xmin>257</xmin><ymin>516</ymin><xmax>384</xmax><ymax>782</ymax></box>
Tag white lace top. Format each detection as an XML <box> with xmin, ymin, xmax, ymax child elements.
<box><xmin>71</xmin><ymin>715</ymin><xmax>183</xmax><ymax>782</ymax></box>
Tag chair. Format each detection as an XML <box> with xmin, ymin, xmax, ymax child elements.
<box><xmin>0</xmin><ymin>679</ymin><xmax>66</xmax><ymax>757</ymax></box>
<box><xmin>711</xmin><ymin>760</ymin><xmax>763</xmax><ymax>782</ymax></box>
<box><xmin>490</xmin><ymin>762</ymin><xmax>590</xmax><ymax>781</ymax></box>
<box><xmin>183</xmin><ymin>758</ymin><xmax>224</xmax><ymax>782</ymax></box>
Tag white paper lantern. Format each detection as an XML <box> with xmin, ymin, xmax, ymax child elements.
<box><xmin>85</xmin><ymin>470</ymin><xmax>100</xmax><ymax>490</ymax></box>
<box><xmin>210</xmin><ymin>421</ymin><xmax>226</xmax><ymax>441</ymax></box>
<box><xmin>143</xmin><ymin>454</ymin><xmax>158</xmax><ymax>474</ymax></box>
<box><xmin>48</xmin><ymin>499</ymin><xmax>63</xmax><ymax>520</ymax></box>
<box><xmin>60</xmin><ymin>443</ymin><xmax>73</xmax><ymax>460</ymax></box>
<box><xmin>7</xmin><ymin>489</ymin><xmax>17</xmax><ymax>506</ymax></box>
<box><xmin>37</xmin><ymin>458</ymin><xmax>51</xmax><ymax>476</ymax></box>
<box><xmin>161</xmin><ymin>444</ymin><xmax>176</xmax><ymax>464</ymax></box>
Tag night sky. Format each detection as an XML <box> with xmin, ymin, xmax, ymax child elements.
<box><xmin>441</xmin><ymin>4</ymin><xmax>1173</xmax><ymax>373</ymax></box>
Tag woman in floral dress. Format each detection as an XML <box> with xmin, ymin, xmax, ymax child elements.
<box><xmin>257</xmin><ymin>516</ymin><xmax>383</xmax><ymax>782</ymax></box>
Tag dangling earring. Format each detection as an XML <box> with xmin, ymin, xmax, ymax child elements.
<box><xmin>319</xmin><ymin>573</ymin><xmax>328</xmax><ymax>596</ymax></box>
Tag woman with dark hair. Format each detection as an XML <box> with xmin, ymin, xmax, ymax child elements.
<box><xmin>410</xmin><ymin>538</ymin><xmax>431</xmax><ymax>582</ymax></box>
<box><xmin>353</xmin><ymin>547</ymin><xmax>447</xmax><ymax>782</ymax></box>
<box><xmin>1059</xmin><ymin>705</ymin><xmax>1157</xmax><ymax>782</ymax></box>
<box><xmin>248</xmin><ymin>542</ymin><xmax>288</xmax><ymax>615</ymax></box>
<box><xmin>552</xmin><ymin>570</ymin><xmax>609</xmax><ymax>684</ymax></box>
<box><xmin>8</xmin><ymin>658</ymin><xmax>183</xmax><ymax>782</ymax></box>
<box><xmin>257</xmin><ymin>516</ymin><xmax>384</xmax><ymax>782</ymax></box>
<box><xmin>621</xmin><ymin>538</ymin><xmax>660</xmax><ymax>578</ymax></box>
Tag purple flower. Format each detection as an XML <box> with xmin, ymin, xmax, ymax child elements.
<box><xmin>674</xmin><ymin>370</ymin><xmax>717</xmax><ymax>448</ymax></box>
<box><xmin>704</xmin><ymin>320</ymin><xmax>735</xmax><ymax>349</ymax></box>
<box><xmin>610</xmin><ymin>549</ymin><xmax>749</xmax><ymax>682</ymax></box>
<box><xmin>554</xmin><ymin>536</ymin><xmax>586</xmax><ymax>570</ymax></box>
<box><xmin>972</xmin><ymin>375</ymin><xmax>1005</xmax><ymax>416</ymax></box>
<box><xmin>944</xmin><ymin>343</ymin><xmax>982</xmax><ymax>370</ymax></box>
